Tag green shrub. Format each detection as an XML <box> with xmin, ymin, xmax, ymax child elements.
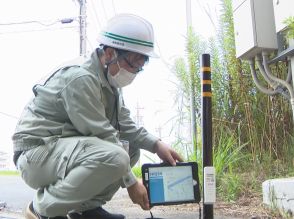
<box><xmin>284</xmin><ymin>16</ymin><xmax>294</xmax><ymax>40</ymax></box>
<box><xmin>218</xmin><ymin>172</ymin><xmax>242</xmax><ymax>202</ymax></box>
<box><xmin>0</xmin><ymin>170</ymin><xmax>19</xmax><ymax>176</ymax></box>
<box><xmin>132</xmin><ymin>166</ymin><xmax>142</xmax><ymax>178</ymax></box>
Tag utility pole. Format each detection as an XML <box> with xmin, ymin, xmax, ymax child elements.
<box><xmin>78</xmin><ymin>0</ymin><xmax>87</xmax><ymax>57</ymax></box>
<box><xmin>186</xmin><ymin>0</ymin><xmax>197</xmax><ymax>157</ymax></box>
<box><xmin>135</xmin><ymin>101</ymin><xmax>144</xmax><ymax>167</ymax></box>
<box><xmin>135</xmin><ymin>101</ymin><xmax>144</xmax><ymax>127</ymax></box>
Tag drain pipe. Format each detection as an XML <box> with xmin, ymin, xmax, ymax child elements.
<box><xmin>286</xmin><ymin>61</ymin><xmax>292</xmax><ymax>84</ymax></box>
<box><xmin>255</xmin><ymin>55</ymin><xmax>278</xmax><ymax>87</ymax></box>
<box><xmin>255</xmin><ymin>58</ymin><xmax>291</xmax><ymax>100</ymax></box>
<box><xmin>249</xmin><ymin>59</ymin><xmax>279</xmax><ymax>96</ymax></box>
<box><xmin>262</xmin><ymin>52</ymin><xmax>294</xmax><ymax>120</ymax></box>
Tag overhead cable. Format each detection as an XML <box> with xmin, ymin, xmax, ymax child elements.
<box><xmin>111</xmin><ymin>0</ymin><xmax>117</xmax><ymax>15</ymax></box>
<box><xmin>0</xmin><ymin>111</ymin><xmax>19</xmax><ymax>120</ymax></box>
<box><xmin>0</xmin><ymin>25</ymin><xmax>79</xmax><ymax>35</ymax></box>
<box><xmin>89</xmin><ymin>1</ymin><xmax>102</xmax><ymax>28</ymax></box>
<box><xmin>100</xmin><ymin>0</ymin><xmax>109</xmax><ymax>21</ymax></box>
<box><xmin>0</xmin><ymin>18</ymin><xmax>76</xmax><ymax>27</ymax></box>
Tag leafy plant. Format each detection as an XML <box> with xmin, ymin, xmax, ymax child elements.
<box><xmin>0</xmin><ymin>170</ymin><xmax>19</xmax><ymax>176</ymax></box>
<box><xmin>213</xmin><ymin>130</ymin><xmax>249</xmax><ymax>175</ymax></box>
<box><xmin>218</xmin><ymin>172</ymin><xmax>242</xmax><ymax>201</ymax></box>
<box><xmin>284</xmin><ymin>16</ymin><xmax>294</xmax><ymax>40</ymax></box>
<box><xmin>170</xmin><ymin>0</ymin><xmax>294</xmax><ymax>213</ymax></box>
<box><xmin>132</xmin><ymin>166</ymin><xmax>142</xmax><ymax>178</ymax></box>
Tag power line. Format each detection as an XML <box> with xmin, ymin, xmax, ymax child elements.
<box><xmin>89</xmin><ymin>1</ymin><xmax>102</xmax><ymax>29</ymax></box>
<box><xmin>0</xmin><ymin>111</ymin><xmax>19</xmax><ymax>120</ymax></box>
<box><xmin>155</xmin><ymin>40</ymin><xmax>173</xmax><ymax>70</ymax></box>
<box><xmin>0</xmin><ymin>25</ymin><xmax>79</xmax><ymax>35</ymax></box>
<box><xmin>100</xmin><ymin>0</ymin><xmax>109</xmax><ymax>21</ymax></box>
<box><xmin>0</xmin><ymin>18</ymin><xmax>76</xmax><ymax>27</ymax></box>
<box><xmin>111</xmin><ymin>0</ymin><xmax>117</xmax><ymax>15</ymax></box>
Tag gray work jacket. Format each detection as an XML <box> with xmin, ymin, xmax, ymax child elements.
<box><xmin>12</xmin><ymin>49</ymin><xmax>159</xmax><ymax>185</ymax></box>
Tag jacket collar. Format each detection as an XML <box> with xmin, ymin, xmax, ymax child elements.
<box><xmin>82</xmin><ymin>49</ymin><xmax>115</xmax><ymax>93</ymax></box>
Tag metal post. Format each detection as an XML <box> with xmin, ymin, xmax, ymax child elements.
<box><xmin>186</xmin><ymin>0</ymin><xmax>197</xmax><ymax>157</ymax></box>
<box><xmin>190</xmin><ymin>64</ymin><xmax>198</xmax><ymax>157</ymax></box>
<box><xmin>201</xmin><ymin>54</ymin><xmax>214</xmax><ymax>219</ymax></box>
<box><xmin>290</xmin><ymin>39</ymin><xmax>294</xmax><ymax>120</ymax></box>
<box><xmin>79</xmin><ymin>0</ymin><xmax>87</xmax><ymax>57</ymax></box>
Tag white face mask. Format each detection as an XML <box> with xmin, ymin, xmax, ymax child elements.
<box><xmin>107</xmin><ymin>52</ymin><xmax>137</xmax><ymax>88</ymax></box>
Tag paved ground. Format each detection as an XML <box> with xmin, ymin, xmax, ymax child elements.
<box><xmin>0</xmin><ymin>175</ymin><xmax>34</xmax><ymax>212</ymax></box>
<box><xmin>0</xmin><ymin>175</ymin><xmax>237</xmax><ymax>219</ymax></box>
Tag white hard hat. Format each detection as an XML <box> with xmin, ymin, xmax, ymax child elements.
<box><xmin>98</xmin><ymin>13</ymin><xmax>158</xmax><ymax>58</ymax></box>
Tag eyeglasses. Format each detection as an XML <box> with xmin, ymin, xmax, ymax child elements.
<box><xmin>123</xmin><ymin>57</ymin><xmax>144</xmax><ymax>73</ymax></box>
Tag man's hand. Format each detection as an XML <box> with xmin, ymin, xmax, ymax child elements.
<box><xmin>154</xmin><ymin>140</ymin><xmax>183</xmax><ymax>166</ymax></box>
<box><xmin>127</xmin><ymin>181</ymin><xmax>150</xmax><ymax>210</ymax></box>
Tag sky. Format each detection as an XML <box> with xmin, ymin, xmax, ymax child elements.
<box><xmin>0</xmin><ymin>0</ymin><xmax>220</xmax><ymax>169</ymax></box>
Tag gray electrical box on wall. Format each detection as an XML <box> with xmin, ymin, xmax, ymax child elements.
<box><xmin>232</xmin><ymin>0</ymin><xmax>278</xmax><ymax>60</ymax></box>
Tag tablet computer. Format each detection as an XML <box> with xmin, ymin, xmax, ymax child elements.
<box><xmin>141</xmin><ymin>162</ymin><xmax>201</xmax><ymax>207</ymax></box>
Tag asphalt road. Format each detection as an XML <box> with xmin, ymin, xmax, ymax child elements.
<box><xmin>0</xmin><ymin>175</ymin><xmax>236</xmax><ymax>219</ymax></box>
<box><xmin>0</xmin><ymin>175</ymin><xmax>35</xmax><ymax>213</ymax></box>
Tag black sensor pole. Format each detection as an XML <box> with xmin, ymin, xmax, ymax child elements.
<box><xmin>201</xmin><ymin>54</ymin><xmax>214</xmax><ymax>219</ymax></box>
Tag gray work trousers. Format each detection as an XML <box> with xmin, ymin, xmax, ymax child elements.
<box><xmin>17</xmin><ymin>136</ymin><xmax>140</xmax><ymax>217</ymax></box>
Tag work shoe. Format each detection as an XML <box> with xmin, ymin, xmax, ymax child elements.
<box><xmin>25</xmin><ymin>202</ymin><xmax>67</xmax><ymax>219</ymax></box>
<box><xmin>67</xmin><ymin>207</ymin><xmax>125</xmax><ymax>219</ymax></box>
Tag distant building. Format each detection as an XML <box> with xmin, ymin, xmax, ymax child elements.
<box><xmin>0</xmin><ymin>151</ymin><xmax>10</xmax><ymax>170</ymax></box>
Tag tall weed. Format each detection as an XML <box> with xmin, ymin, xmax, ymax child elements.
<box><xmin>187</xmin><ymin>128</ymin><xmax>248</xmax><ymax>196</ymax></box>
<box><xmin>218</xmin><ymin>173</ymin><xmax>242</xmax><ymax>202</ymax></box>
<box><xmin>214</xmin><ymin>134</ymin><xmax>248</xmax><ymax>173</ymax></box>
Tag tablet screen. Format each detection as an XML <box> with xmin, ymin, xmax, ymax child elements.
<box><xmin>148</xmin><ymin>165</ymin><xmax>195</xmax><ymax>204</ymax></box>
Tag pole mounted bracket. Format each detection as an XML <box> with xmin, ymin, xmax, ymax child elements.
<box><xmin>268</xmin><ymin>46</ymin><xmax>294</xmax><ymax>64</ymax></box>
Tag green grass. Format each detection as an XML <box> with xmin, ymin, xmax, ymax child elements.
<box><xmin>132</xmin><ymin>166</ymin><xmax>142</xmax><ymax>178</ymax></box>
<box><xmin>0</xmin><ymin>170</ymin><xmax>20</xmax><ymax>176</ymax></box>
<box><xmin>218</xmin><ymin>172</ymin><xmax>243</xmax><ymax>202</ymax></box>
